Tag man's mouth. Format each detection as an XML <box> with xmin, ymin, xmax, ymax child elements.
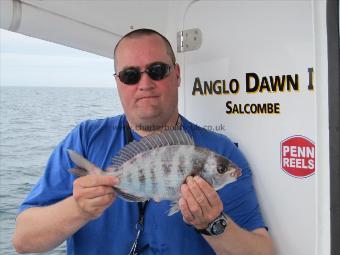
<box><xmin>137</xmin><ymin>95</ymin><xmax>159</xmax><ymax>102</ymax></box>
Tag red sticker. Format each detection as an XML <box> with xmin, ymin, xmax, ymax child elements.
<box><xmin>280</xmin><ymin>136</ymin><xmax>315</xmax><ymax>178</ymax></box>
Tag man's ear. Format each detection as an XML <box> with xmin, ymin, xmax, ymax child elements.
<box><xmin>175</xmin><ymin>64</ymin><xmax>181</xmax><ymax>87</ymax></box>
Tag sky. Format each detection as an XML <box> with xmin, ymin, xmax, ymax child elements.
<box><xmin>0</xmin><ymin>29</ymin><xmax>115</xmax><ymax>88</ymax></box>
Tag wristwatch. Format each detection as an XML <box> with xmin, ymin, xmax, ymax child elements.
<box><xmin>196</xmin><ymin>212</ymin><xmax>228</xmax><ymax>236</ymax></box>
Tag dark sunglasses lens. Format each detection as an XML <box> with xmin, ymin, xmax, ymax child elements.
<box><xmin>148</xmin><ymin>64</ymin><xmax>170</xmax><ymax>80</ymax></box>
<box><xmin>119</xmin><ymin>68</ymin><xmax>141</xmax><ymax>85</ymax></box>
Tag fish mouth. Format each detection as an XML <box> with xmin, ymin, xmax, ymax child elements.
<box><xmin>212</xmin><ymin>167</ymin><xmax>242</xmax><ymax>190</ymax></box>
<box><xmin>230</xmin><ymin>167</ymin><xmax>242</xmax><ymax>178</ymax></box>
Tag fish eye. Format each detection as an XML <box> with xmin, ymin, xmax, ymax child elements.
<box><xmin>217</xmin><ymin>165</ymin><xmax>227</xmax><ymax>174</ymax></box>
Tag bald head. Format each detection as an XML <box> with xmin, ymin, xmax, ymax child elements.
<box><xmin>114</xmin><ymin>29</ymin><xmax>176</xmax><ymax>70</ymax></box>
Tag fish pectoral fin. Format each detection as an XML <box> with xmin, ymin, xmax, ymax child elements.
<box><xmin>167</xmin><ymin>201</ymin><xmax>180</xmax><ymax>216</ymax></box>
<box><xmin>113</xmin><ymin>187</ymin><xmax>147</xmax><ymax>202</ymax></box>
<box><xmin>68</xmin><ymin>167</ymin><xmax>89</xmax><ymax>177</ymax></box>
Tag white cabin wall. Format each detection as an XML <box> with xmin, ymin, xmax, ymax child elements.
<box><xmin>180</xmin><ymin>1</ymin><xmax>328</xmax><ymax>254</ymax></box>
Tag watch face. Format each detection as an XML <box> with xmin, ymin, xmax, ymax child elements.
<box><xmin>211</xmin><ymin>218</ymin><xmax>227</xmax><ymax>235</ymax></box>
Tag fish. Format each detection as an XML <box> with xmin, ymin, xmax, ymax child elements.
<box><xmin>67</xmin><ymin>130</ymin><xmax>242</xmax><ymax>215</ymax></box>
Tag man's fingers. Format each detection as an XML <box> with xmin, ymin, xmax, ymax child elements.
<box><xmin>179</xmin><ymin>176</ymin><xmax>225</xmax><ymax>229</ymax></box>
<box><xmin>77</xmin><ymin>193</ymin><xmax>116</xmax><ymax>220</ymax></box>
<box><xmin>193</xmin><ymin>176</ymin><xmax>221</xmax><ymax>209</ymax></box>
<box><xmin>187</xmin><ymin>176</ymin><xmax>210</xmax><ymax>210</ymax></box>
<box><xmin>72</xmin><ymin>175</ymin><xmax>119</xmax><ymax>220</ymax></box>
<box><xmin>74</xmin><ymin>185</ymin><xmax>114</xmax><ymax>200</ymax></box>
<box><xmin>181</xmin><ymin>182</ymin><xmax>203</xmax><ymax>217</ymax></box>
<box><xmin>179</xmin><ymin>197</ymin><xmax>194</xmax><ymax>224</ymax></box>
<box><xmin>89</xmin><ymin>193</ymin><xmax>116</xmax><ymax>208</ymax></box>
<box><xmin>74</xmin><ymin>175</ymin><xmax>119</xmax><ymax>188</ymax></box>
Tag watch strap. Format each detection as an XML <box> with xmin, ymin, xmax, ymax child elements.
<box><xmin>195</xmin><ymin>212</ymin><xmax>228</xmax><ymax>236</ymax></box>
<box><xmin>196</xmin><ymin>227</ymin><xmax>211</xmax><ymax>235</ymax></box>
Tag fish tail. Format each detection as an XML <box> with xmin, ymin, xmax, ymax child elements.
<box><xmin>68</xmin><ymin>167</ymin><xmax>89</xmax><ymax>177</ymax></box>
<box><xmin>67</xmin><ymin>149</ymin><xmax>103</xmax><ymax>175</ymax></box>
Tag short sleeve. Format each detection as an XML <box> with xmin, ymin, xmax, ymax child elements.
<box><xmin>219</xmin><ymin>146</ymin><xmax>266</xmax><ymax>231</ymax></box>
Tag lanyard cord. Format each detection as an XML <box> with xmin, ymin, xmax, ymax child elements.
<box><xmin>124</xmin><ymin>119</ymin><xmax>149</xmax><ymax>255</ymax></box>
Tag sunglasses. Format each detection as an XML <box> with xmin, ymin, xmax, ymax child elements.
<box><xmin>114</xmin><ymin>62</ymin><xmax>175</xmax><ymax>85</ymax></box>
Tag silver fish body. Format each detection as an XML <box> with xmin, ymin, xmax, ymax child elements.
<box><xmin>68</xmin><ymin>130</ymin><xmax>242</xmax><ymax>215</ymax></box>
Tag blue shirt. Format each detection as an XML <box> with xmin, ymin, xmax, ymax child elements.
<box><xmin>18</xmin><ymin>115</ymin><xmax>266</xmax><ymax>255</ymax></box>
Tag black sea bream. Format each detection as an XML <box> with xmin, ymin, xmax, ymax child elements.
<box><xmin>68</xmin><ymin>130</ymin><xmax>242</xmax><ymax>215</ymax></box>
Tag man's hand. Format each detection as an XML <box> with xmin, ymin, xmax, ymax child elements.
<box><xmin>73</xmin><ymin>175</ymin><xmax>119</xmax><ymax>221</ymax></box>
<box><xmin>179</xmin><ymin>176</ymin><xmax>223</xmax><ymax>229</ymax></box>
<box><xmin>13</xmin><ymin>175</ymin><xmax>119</xmax><ymax>254</ymax></box>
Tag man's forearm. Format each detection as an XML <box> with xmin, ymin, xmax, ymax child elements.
<box><xmin>204</xmin><ymin>218</ymin><xmax>274</xmax><ymax>255</ymax></box>
<box><xmin>13</xmin><ymin>196</ymin><xmax>89</xmax><ymax>253</ymax></box>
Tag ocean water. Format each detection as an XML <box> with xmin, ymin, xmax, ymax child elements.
<box><xmin>0</xmin><ymin>86</ymin><xmax>123</xmax><ymax>254</ymax></box>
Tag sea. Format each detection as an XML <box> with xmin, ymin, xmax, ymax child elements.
<box><xmin>0</xmin><ymin>86</ymin><xmax>123</xmax><ymax>254</ymax></box>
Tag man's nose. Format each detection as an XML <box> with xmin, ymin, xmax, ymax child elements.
<box><xmin>137</xmin><ymin>72</ymin><xmax>156</xmax><ymax>90</ymax></box>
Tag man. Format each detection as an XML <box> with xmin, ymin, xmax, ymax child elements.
<box><xmin>13</xmin><ymin>29</ymin><xmax>274</xmax><ymax>254</ymax></box>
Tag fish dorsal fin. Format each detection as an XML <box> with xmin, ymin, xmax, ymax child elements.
<box><xmin>112</xmin><ymin>130</ymin><xmax>194</xmax><ymax>167</ymax></box>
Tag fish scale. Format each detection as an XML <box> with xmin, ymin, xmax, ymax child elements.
<box><xmin>68</xmin><ymin>130</ymin><xmax>242</xmax><ymax>215</ymax></box>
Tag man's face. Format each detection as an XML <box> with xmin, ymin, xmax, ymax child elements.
<box><xmin>114</xmin><ymin>34</ymin><xmax>180</xmax><ymax>129</ymax></box>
